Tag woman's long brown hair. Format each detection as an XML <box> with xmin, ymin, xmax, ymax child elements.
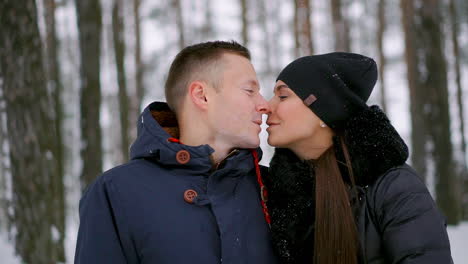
<box><xmin>312</xmin><ymin>134</ymin><xmax>359</xmax><ymax>264</ymax></box>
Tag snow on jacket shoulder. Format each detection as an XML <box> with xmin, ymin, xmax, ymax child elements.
<box><xmin>74</xmin><ymin>102</ymin><xmax>277</xmax><ymax>264</ymax></box>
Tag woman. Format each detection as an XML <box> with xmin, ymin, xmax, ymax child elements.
<box><xmin>264</xmin><ymin>52</ymin><xmax>453</xmax><ymax>264</ymax></box>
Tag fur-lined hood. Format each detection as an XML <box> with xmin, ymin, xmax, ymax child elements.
<box><xmin>335</xmin><ymin>105</ymin><xmax>409</xmax><ymax>186</ymax></box>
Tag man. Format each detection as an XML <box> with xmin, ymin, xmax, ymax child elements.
<box><xmin>74</xmin><ymin>41</ymin><xmax>277</xmax><ymax>264</ymax></box>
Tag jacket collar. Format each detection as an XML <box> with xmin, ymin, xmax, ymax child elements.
<box><xmin>334</xmin><ymin>105</ymin><xmax>409</xmax><ymax>186</ymax></box>
<box><xmin>130</xmin><ymin>101</ymin><xmax>262</xmax><ymax>176</ymax></box>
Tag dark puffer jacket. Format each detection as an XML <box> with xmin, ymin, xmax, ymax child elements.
<box><xmin>74</xmin><ymin>102</ymin><xmax>278</xmax><ymax>264</ymax></box>
<box><xmin>265</xmin><ymin>106</ymin><xmax>453</xmax><ymax>264</ymax></box>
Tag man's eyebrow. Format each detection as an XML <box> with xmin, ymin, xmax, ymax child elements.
<box><xmin>244</xmin><ymin>80</ymin><xmax>260</xmax><ymax>89</ymax></box>
<box><xmin>250</xmin><ymin>80</ymin><xmax>260</xmax><ymax>87</ymax></box>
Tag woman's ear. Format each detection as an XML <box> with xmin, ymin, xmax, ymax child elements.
<box><xmin>188</xmin><ymin>81</ymin><xmax>208</xmax><ymax>110</ymax></box>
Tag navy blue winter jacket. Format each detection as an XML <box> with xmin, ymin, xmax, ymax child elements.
<box><xmin>74</xmin><ymin>102</ymin><xmax>278</xmax><ymax>264</ymax></box>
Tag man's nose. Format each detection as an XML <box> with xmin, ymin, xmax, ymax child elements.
<box><xmin>256</xmin><ymin>95</ymin><xmax>271</xmax><ymax>114</ymax></box>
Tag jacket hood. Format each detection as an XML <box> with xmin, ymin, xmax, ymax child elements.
<box><xmin>130</xmin><ymin>101</ymin><xmax>262</xmax><ymax>175</ymax></box>
<box><xmin>334</xmin><ymin>105</ymin><xmax>409</xmax><ymax>186</ymax></box>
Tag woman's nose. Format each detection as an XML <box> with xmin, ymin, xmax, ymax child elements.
<box><xmin>265</xmin><ymin>97</ymin><xmax>277</xmax><ymax>115</ymax></box>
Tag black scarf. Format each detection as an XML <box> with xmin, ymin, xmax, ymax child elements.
<box><xmin>266</xmin><ymin>147</ymin><xmax>316</xmax><ymax>264</ymax></box>
<box><xmin>266</xmin><ymin>106</ymin><xmax>409</xmax><ymax>264</ymax></box>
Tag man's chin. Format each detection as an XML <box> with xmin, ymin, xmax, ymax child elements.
<box><xmin>238</xmin><ymin>138</ymin><xmax>260</xmax><ymax>149</ymax></box>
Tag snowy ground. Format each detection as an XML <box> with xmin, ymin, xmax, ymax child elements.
<box><xmin>1</xmin><ymin>221</ymin><xmax>467</xmax><ymax>263</ymax></box>
<box><xmin>448</xmin><ymin>222</ymin><xmax>468</xmax><ymax>263</ymax></box>
<box><xmin>0</xmin><ymin>232</ymin><xmax>20</xmax><ymax>264</ymax></box>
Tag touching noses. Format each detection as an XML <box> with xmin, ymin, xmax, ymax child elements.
<box><xmin>256</xmin><ymin>95</ymin><xmax>271</xmax><ymax>114</ymax></box>
<box><xmin>265</xmin><ymin>97</ymin><xmax>277</xmax><ymax>116</ymax></box>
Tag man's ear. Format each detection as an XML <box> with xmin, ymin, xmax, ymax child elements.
<box><xmin>188</xmin><ymin>81</ymin><xmax>209</xmax><ymax>110</ymax></box>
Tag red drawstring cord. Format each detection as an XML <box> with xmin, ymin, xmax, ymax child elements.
<box><xmin>168</xmin><ymin>137</ymin><xmax>181</xmax><ymax>144</ymax></box>
<box><xmin>251</xmin><ymin>149</ymin><xmax>271</xmax><ymax>225</ymax></box>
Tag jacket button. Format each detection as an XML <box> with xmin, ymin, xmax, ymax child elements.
<box><xmin>176</xmin><ymin>150</ymin><xmax>190</xmax><ymax>164</ymax></box>
<box><xmin>184</xmin><ymin>189</ymin><xmax>198</xmax><ymax>204</ymax></box>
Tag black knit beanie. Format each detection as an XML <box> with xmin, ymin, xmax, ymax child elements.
<box><xmin>276</xmin><ymin>52</ymin><xmax>378</xmax><ymax>129</ymax></box>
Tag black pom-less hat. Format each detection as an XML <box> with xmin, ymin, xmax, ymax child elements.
<box><xmin>276</xmin><ymin>52</ymin><xmax>378</xmax><ymax>129</ymax></box>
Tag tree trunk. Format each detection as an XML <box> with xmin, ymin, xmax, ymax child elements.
<box><xmin>376</xmin><ymin>0</ymin><xmax>387</xmax><ymax>112</ymax></box>
<box><xmin>400</xmin><ymin>0</ymin><xmax>428</xmax><ymax>182</ymax></box>
<box><xmin>75</xmin><ymin>0</ymin><xmax>103</xmax><ymax>189</ymax></box>
<box><xmin>201</xmin><ymin>0</ymin><xmax>214</xmax><ymax>40</ymax></box>
<box><xmin>240</xmin><ymin>0</ymin><xmax>249</xmax><ymax>46</ymax></box>
<box><xmin>172</xmin><ymin>0</ymin><xmax>185</xmax><ymax>49</ymax></box>
<box><xmin>269</xmin><ymin>0</ymin><xmax>282</xmax><ymax>76</ymax></box>
<box><xmin>0</xmin><ymin>82</ymin><xmax>8</xmax><ymax>231</ymax></box>
<box><xmin>0</xmin><ymin>0</ymin><xmax>65</xmax><ymax>262</ymax></box>
<box><xmin>257</xmin><ymin>0</ymin><xmax>273</xmax><ymax>76</ymax></box>
<box><xmin>129</xmin><ymin>0</ymin><xmax>144</xmax><ymax>144</ymax></box>
<box><xmin>449</xmin><ymin>0</ymin><xmax>468</xmax><ymax>221</ymax></box>
<box><xmin>112</xmin><ymin>0</ymin><xmax>130</xmax><ymax>161</ymax></box>
<box><xmin>294</xmin><ymin>0</ymin><xmax>313</xmax><ymax>57</ymax></box>
<box><xmin>330</xmin><ymin>0</ymin><xmax>351</xmax><ymax>51</ymax></box>
<box><xmin>43</xmin><ymin>0</ymin><xmax>66</xmax><ymax>260</ymax></box>
<box><xmin>423</xmin><ymin>0</ymin><xmax>460</xmax><ymax>225</ymax></box>
<box><xmin>134</xmin><ymin>0</ymin><xmax>144</xmax><ymax>111</ymax></box>
<box><xmin>401</xmin><ymin>0</ymin><xmax>460</xmax><ymax>225</ymax></box>
<box><xmin>449</xmin><ymin>0</ymin><xmax>466</xmax><ymax>168</ymax></box>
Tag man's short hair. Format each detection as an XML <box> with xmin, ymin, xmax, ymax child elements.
<box><xmin>164</xmin><ymin>40</ymin><xmax>251</xmax><ymax>114</ymax></box>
